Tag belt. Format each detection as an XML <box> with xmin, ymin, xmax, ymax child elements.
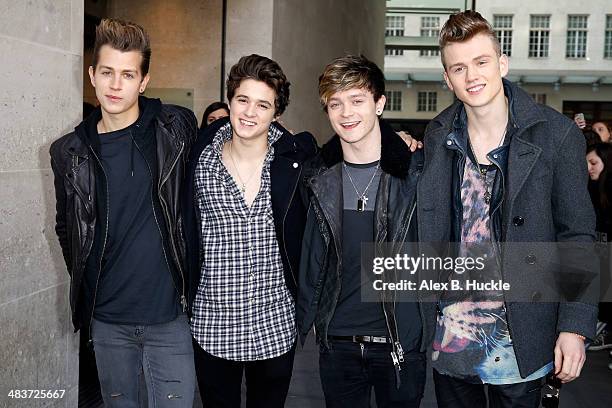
<box><xmin>328</xmin><ymin>335</ymin><xmax>392</xmax><ymax>344</ymax></box>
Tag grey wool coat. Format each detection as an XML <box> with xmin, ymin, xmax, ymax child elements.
<box><xmin>417</xmin><ymin>78</ymin><xmax>599</xmax><ymax>378</ymax></box>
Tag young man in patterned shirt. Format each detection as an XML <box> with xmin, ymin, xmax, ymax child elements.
<box><xmin>181</xmin><ymin>54</ymin><xmax>317</xmax><ymax>408</ymax></box>
<box><xmin>418</xmin><ymin>11</ymin><xmax>598</xmax><ymax>407</ymax></box>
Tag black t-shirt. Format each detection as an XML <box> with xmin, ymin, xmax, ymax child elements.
<box><xmin>328</xmin><ymin>161</ymin><xmax>387</xmax><ymax>336</ymax></box>
<box><xmin>87</xmin><ymin>123</ymin><xmax>179</xmax><ymax>325</ymax></box>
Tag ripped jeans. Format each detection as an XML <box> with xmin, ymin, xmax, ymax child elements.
<box><xmin>91</xmin><ymin>314</ymin><xmax>196</xmax><ymax>407</ymax></box>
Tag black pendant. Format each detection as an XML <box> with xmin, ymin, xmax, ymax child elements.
<box><xmin>484</xmin><ymin>191</ymin><xmax>492</xmax><ymax>204</ymax></box>
<box><xmin>357</xmin><ymin>197</ymin><xmax>367</xmax><ymax>212</ymax></box>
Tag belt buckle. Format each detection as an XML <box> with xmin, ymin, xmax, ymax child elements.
<box><xmin>372</xmin><ymin>336</ymin><xmax>386</xmax><ymax>343</ymax></box>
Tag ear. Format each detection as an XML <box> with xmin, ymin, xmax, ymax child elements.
<box><xmin>499</xmin><ymin>54</ymin><xmax>509</xmax><ymax>78</ymax></box>
<box><xmin>443</xmin><ymin>70</ymin><xmax>454</xmax><ymax>92</ymax></box>
<box><xmin>88</xmin><ymin>66</ymin><xmax>96</xmax><ymax>88</ymax></box>
<box><xmin>139</xmin><ymin>73</ymin><xmax>151</xmax><ymax>93</ymax></box>
<box><xmin>375</xmin><ymin>94</ymin><xmax>386</xmax><ymax>115</ymax></box>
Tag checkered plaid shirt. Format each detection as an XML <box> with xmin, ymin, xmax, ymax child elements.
<box><xmin>190</xmin><ymin>122</ymin><xmax>296</xmax><ymax>361</ymax></box>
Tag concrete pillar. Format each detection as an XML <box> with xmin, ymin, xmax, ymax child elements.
<box><xmin>0</xmin><ymin>1</ymin><xmax>83</xmax><ymax>407</ymax></box>
<box><xmin>225</xmin><ymin>0</ymin><xmax>385</xmax><ymax>141</ymax></box>
<box><xmin>271</xmin><ymin>0</ymin><xmax>385</xmax><ymax>141</ymax></box>
<box><xmin>107</xmin><ymin>0</ymin><xmax>223</xmax><ymax>126</ymax></box>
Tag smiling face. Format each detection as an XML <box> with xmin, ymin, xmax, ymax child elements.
<box><xmin>89</xmin><ymin>44</ymin><xmax>149</xmax><ymax>119</ymax></box>
<box><xmin>442</xmin><ymin>33</ymin><xmax>508</xmax><ymax>110</ymax></box>
<box><xmin>229</xmin><ymin>78</ymin><xmax>276</xmax><ymax>142</ymax></box>
<box><xmin>587</xmin><ymin>151</ymin><xmax>605</xmax><ymax>181</ymax></box>
<box><xmin>326</xmin><ymin>87</ymin><xmax>385</xmax><ymax>147</ymax></box>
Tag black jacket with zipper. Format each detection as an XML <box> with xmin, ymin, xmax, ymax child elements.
<box><xmin>296</xmin><ymin>119</ymin><xmax>426</xmax><ymax>364</ymax></box>
<box><xmin>50</xmin><ymin>96</ymin><xmax>197</xmax><ymax>331</ymax></box>
<box><xmin>181</xmin><ymin>117</ymin><xmax>319</xmax><ymax>310</ymax></box>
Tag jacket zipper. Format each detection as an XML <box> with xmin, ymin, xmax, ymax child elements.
<box><xmin>488</xmin><ymin>154</ymin><xmax>514</xmax><ymax>343</ymax></box>
<box><xmin>132</xmin><ymin>137</ymin><xmax>184</xmax><ymax>311</ymax></box>
<box><xmin>87</xmin><ymin>148</ymin><xmax>109</xmax><ymax>347</ymax></box>
<box><xmin>310</xmin><ymin>187</ymin><xmax>342</xmax><ymax>342</ymax></box>
<box><xmin>383</xmin><ymin>201</ymin><xmax>417</xmax><ymax>371</ymax></box>
<box><xmin>156</xmin><ymin>140</ymin><xmax>188</xmax><ymax>311</ymax></box>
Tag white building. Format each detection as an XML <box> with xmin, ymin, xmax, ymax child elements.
<box><xmin>384</xmin><ymin>0</ymin><xmax>612</xmax><ymax>132</ymax></box>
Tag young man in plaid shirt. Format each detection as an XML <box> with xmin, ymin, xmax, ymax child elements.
<box><xmin>181</xmin><ymin>54</ymin><xmax>317</xmax><ymax>408</ymax></box>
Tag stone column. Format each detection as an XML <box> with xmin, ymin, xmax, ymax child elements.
<box><xmin>0</xmin><ymin>1</ymin><xmax>83</xmax><ymax>406</ymax></box>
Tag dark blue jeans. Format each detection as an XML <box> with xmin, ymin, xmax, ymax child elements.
<box><xmin>319</xmin><ymin>340</ymin><xmax>426</xmax><ymax>408</ymax></box>
<box><xmin>91</xmin><ymin>314</ymin><xmax>196</xmax><ymax>407</ymax></box>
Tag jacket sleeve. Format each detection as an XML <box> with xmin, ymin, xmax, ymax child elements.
<box><xmin>552</xmin><ymin>122</ymin><xmax>599</xmax><ymax>339</ymax></box>
<box><xmin>179</xmin><ymin>108</ymin><xmax>198</xmax><ymax>159</ymax></box>
<box><xmin>50</xmin><ymin>146</ymin><xmax>72</xmax><ymax>276</ymax></box>
<box><xmin>296</xmin><ymin>202</ymin><xmax>324</xmax><ymax>345</ymax></box>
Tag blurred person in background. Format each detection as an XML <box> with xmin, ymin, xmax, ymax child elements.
<box><xmin>592</xmin><ymin>121</ymin><xmax>612</xmax><ymax>144</ymax></box>
<box><xmin>200</xmin><ymin>101</ymin><xmax>229</xmax><ymax>129</ymax></box>
<box><xmin>586</xmin><ymin>143</ymin><xmax>612</xmax><ymax>357</ymax></box>
<box><xmin>584</xmin><ymin>129</ymin><xmax>602</xmax><ymax>148</ymax></box>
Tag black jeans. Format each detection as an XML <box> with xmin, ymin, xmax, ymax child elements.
<box><xmin>433</xmin><ymin>369</ymin><xmax>543</xmax><ymax>408</ymax></box>
<box><xmin>319</xmin><ymin>340</ymin><xmax>426</xmax><ymax>408</ymax></box>
<box><xmin>193</xmin><ymin>340</ymin><xmax>296</xmax><ymax>408</ymax></box>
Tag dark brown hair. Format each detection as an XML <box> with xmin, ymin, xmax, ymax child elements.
<box><xmin>439</xmin><ymin>10</ymin><xmax>501</xmax><ymax>68</ymax></box>
<box><xmin>226</xmin><ymin>55</ymin><xmax>290</xmax><ymax>116</ymax></box>
<box><xmin>587</xmin><ymin>143</ymin><xmax>612</xmax><ymax>209</ymax></box>
<box><xmin>318</xmin><ymin>55</ymin><xmax>385</xmax><ymax>111</ymax></box>
<box><xmin>92</xmin><ymin>18</ymin><xmax>152</xmax><ymax>76</ymax></box>
<box><xmin>201</xmin><ymin>101</ymin><xmax>230</xmax><ymax>129</ymax></box>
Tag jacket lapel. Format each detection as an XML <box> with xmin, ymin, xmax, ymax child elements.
<box><xmin>270</xmin><ymin>155</ymin><xmax>302</xmax><ymax>224</ymax></box>
<box><xmin>505</xmin><ymin>136</ymin><xmax>542</xmax><ymax>206</ymax></box>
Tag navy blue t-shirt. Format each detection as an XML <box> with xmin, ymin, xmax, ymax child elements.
<box><xmin>91</xmin><ymin>124</ymin><xmax>179</xmax><ymax>324</ymax></box>
<box><xmin>328</xmin><ymin>161</ymin><xmax>387</xmax><ymax>336</ymax></box>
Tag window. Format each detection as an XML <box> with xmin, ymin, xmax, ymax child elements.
<box><xmin>420</xmin><ymin>17</ymin><xmax>440</xmax><ymax>56</ymax></box>
<box><xmin>417</xmin><ymin>91</ymin><xmax>437</xmax><ymax>112</ymax></box>
<box><xmin>385</xmin><ymin>16</ymin><xmax>405</xmax><ymax>56</ymax></box>
<box><xmin>384</xmin><ymin>91</ymin><xmax>402</xmax><ymax>112</ymax></box>
<box><xmin>529</xmin><ymin>15</ymin><xmax>550</xmax><ymax>58</ymax></box>
<box><xmin>566</xmin><ymin>15</ymin><xmax>588</xmax><ymax>58</ymax></box>
<box><xmin>529</xmin><ymin>93</ymin><xmax>547</xmax><ymax>105</ymax></box>
<box><xmin>605</xmin><ymin>15</ymin><xmax>612</xmax><ymax>58</ymax></box>
<box><xmin>493</xmin><ymin>15</ymin><xmax>513</xmax><ymax>56</ymax></box>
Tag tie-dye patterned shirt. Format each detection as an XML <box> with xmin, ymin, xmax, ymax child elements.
<box><xmin>431</xmin><ymin>156</ymin><xmax>552</xmax><ymax>384</ymax></box>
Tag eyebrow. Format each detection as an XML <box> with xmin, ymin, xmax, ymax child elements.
<box><xmin>328</xmin><ymin>92</ymin><xmax>368</xmax><ymax>102</ymax></box>
<box><xmin>98</xmin><ymin>65</ymin><xmax>138</xmax><ymax>73</ymax></box>
<box><xmin>236</xmin><ymin>94</ymin><xmax>273</xmax><ymax>106</ymax></box>
<box><xmin>448</xmin><ymin>55</ymin><xmax>493</xmax><ymax>69</ymax></box>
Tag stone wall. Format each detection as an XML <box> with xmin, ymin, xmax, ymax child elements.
<box><xmin>0</xmin><ymin>0</ymin><xmax>83</xmax><ymax>406</ymax></box>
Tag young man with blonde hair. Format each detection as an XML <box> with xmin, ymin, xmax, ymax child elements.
<box><xmin>297</xmin><ymin>55</ymin><xmax>426</xmax><ymax>407</ymax></box>
<box><xmin>418</xmin><ymin>10</ymin><xmax>598</xmax><ymax>407</ymax></box>
<box><xmin>50</xmin><ymin>18</ymin><xmax>197</xmax><ymax>407</ymax></box>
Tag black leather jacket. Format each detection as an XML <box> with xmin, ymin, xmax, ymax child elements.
<box><xmin>50</xmin><ymin>97</ymin><xmax>197</xmax><ymax>331</ymax></box>
<box><xmin>297</xmin><ymin>120</ymin><xmax>425</xmax><ymax>371</ymax></box>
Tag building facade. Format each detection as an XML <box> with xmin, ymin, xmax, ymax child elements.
<box><xmin>384</xmin><ymin>0</ymin><xmax>612</xmax><ymax>133</ymax></box>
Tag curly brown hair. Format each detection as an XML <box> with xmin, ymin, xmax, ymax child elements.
<box><xmin>226</xmin><ymin>55</ymin><xmax>290</xmax><ymax>116</ymax></box>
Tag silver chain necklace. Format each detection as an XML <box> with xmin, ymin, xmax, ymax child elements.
<box><xmin>343</xmin><ymin>162</ymin><xmax>380</xmax><ymax>212</ymax></box>
<box><xmin>228</xmin><ymin>140</ymin><xmax>264</xmax><ymax>194</ymax></box>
